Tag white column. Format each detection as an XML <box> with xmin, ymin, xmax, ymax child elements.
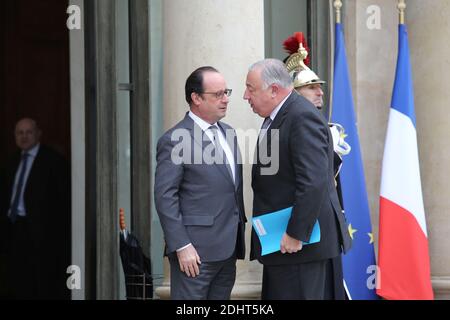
<box><xmin>155</xmin><ymin>0</ymin><xmax>265</xmax><ymax>299</ymax></box>
<box><xmin>346</xmin><ymin>0</ymin><xmax>398</xmax><ymax>254</ymax></box>
<box><xmin>408</xmin><ymin>0</ymin><xmax>450</xmax><ymax>299</ymax></box>
<box><xmin>69</xmin><ymin>0</ymin><xmax>86</xmax><ymax>300</ymax></box>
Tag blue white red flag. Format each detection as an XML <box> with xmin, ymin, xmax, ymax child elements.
<box><xmin>377</xmin><ymin>24</ymin><xmax>433</xmax><ymax>300</ymax></box>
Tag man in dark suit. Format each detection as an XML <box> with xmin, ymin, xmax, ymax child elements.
<box><xmin>0</xmin><ymin>118</ymin><xmax>70</xmax><ymax>299</ymax></box>
<box><xmin>154</xmin><ymin>66</ymin><xmax>246</xmax><ymax>300</ymax></box>
<box><xmin>244</xmin><ymin>59</ymin><xmax>351</xmax><ymax>300</ymax></box>
<box><xmin>283</xmin><ymin>41</ymin><xmax>352</xmax><ymax>299</ymax></box>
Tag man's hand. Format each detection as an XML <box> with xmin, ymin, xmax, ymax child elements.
<box><xmin>280</xmin><ymin>233</ymin><xmax>303</xmax><ymax>254</ymax></box>
<box><xmin>176</xmin><ymin>245</ymin><xmax>202</xmax><ymax>277</ymax></box>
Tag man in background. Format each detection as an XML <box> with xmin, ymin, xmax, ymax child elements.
<box><xmin>283</xmin><ymin>34</ymin><xmax>352</xmax><ymax>299</ymax></box>
<box><xmin>0</xmin><ymin>118</ymin><xmax>70</xmax><ymax>299</ymax></box>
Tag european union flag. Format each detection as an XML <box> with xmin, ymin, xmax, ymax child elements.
<box><xmin>331</xmin><ymin>22</ymin><xmax>378</xmax><ymax>300</ymax></box>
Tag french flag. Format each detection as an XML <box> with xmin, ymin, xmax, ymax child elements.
<box><xmin>377</xmin><ymin>24</ymin><xmax>433</xmax><ymax>300</ymax></box>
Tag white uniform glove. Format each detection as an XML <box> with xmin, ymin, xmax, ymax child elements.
<box><xmin>329</xmin><ymin>123</ymin><xmax>351</xmax><ymax>156</ymax></box>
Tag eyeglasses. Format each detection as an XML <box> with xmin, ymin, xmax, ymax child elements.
<box><xmin>201</xmin><ymin>88</ymin><xmax>232</xmax><ymax>99</ymax></box>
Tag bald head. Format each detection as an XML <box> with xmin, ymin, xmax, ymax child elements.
<box><xmin>15</xmin><ymin>118</ymin><xmax>41</xmax><ymax>151</ymax></box>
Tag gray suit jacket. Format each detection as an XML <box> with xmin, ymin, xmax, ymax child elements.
<box><xmin>154</xmin><ymin>113</ymin><xmax>246</xmax><ymax>262</ymax></box>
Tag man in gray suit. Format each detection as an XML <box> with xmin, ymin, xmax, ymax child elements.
<box><xmin>154</xmin><ymin>66</ymin><xmax>246</xmax><ymax>300</ymax></box>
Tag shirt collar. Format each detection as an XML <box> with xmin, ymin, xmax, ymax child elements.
<box><xmin>269</xmin><ymin>91</ymin><xmax>292</xmax><ymax>121</ymax></box>
<box><xmin>23</xmin><ymin>143</ymin><xmax>40</xmax><ymax>158</ymax></box>
<box><xmin>188</xmin><ymin>111</ymin><xmax>218</xmax><ymax>131</ymax></box>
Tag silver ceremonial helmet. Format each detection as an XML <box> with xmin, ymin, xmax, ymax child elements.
<box><xmin>284</xmin><ymin>40</ymin><xmax>351</xmax><ymax>157</ymax></box>
<box><xmin>285</xmin><ymin>42</ymin><xmax>325</xmax><ymax>89</ymax></box>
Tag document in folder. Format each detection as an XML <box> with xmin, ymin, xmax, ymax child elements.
<box><xmin>252</xmin><ymin>206</ymin><xmax>320</xmax><ymax>256</ymax></box>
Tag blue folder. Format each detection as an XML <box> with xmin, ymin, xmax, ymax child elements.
<box><xmin>252</xmin><ymin>206</ymin><xmax>321</xmax><ymax>256</ymax></box>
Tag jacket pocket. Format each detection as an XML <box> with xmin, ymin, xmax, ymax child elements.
<box><xmin>183</xmin><ymin>215</ymin><xmax>214</xmax><ymax>226</ymax></box>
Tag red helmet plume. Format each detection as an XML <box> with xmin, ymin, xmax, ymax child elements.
<box><xmin>283</xmin><ymin>32</ymin><xmax>310</xmax><ymax>67</ymax></box>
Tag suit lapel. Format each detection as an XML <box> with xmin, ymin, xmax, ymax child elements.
<box><xmin>184</xmin><ymin>115</ymin><xmax>235</xmax><ymax>186</ymax></box>
<box><xmin>252</xmin><ymin>92</ymin><xmax>296</xmax><ymax>179</ymax></box>
<box><xmin>181</xmin><ymin>113</ymin><xmax>205</xmax><ymax>149</ymax></box>
<box><xmin>23</xmin><ymin>147</ymin><xmax>44</xmax><ymax>206</ymax></box>
<box><xmin>269</xmin><ymin>92</ymin><xmax>296</xmax><ymax>131</ymax></box>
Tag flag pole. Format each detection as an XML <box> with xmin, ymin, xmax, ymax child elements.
<box><xmin>398</xmin><ymin>0</ymin><xmax>406</xmax><ymax>25</ymax></box>
<box><xmin>329</xmin><ymin>0</ymin><xmax>343</xmax><ymax>121</ymax></box>
<box><xmin>334</xmin><ymin>0</ymin><xmax>342</xmax><ymax>24</ymax></box>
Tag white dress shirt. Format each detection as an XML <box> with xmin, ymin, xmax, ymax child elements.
<box><xmin>188</xmin><ymin>111</ymin><xmax>235</xmax><ymax>182</ymax></box>
<box><xmin>267</xmin><ymin>92</ymin><xmax>292</xmax><ymax>127</ymax></box>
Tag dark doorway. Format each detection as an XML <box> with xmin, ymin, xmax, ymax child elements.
<box><xmin>0</xmin><ymin>0</ymin><xmax>71</xmax><ymax>299</ymax></box>
<box><xmin>0</xmin><ymin>0</ymin><xmax>71</xmax><ymax>165</ymax></box>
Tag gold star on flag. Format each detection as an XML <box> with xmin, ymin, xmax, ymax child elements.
<box><xmin>348</xmin><ymin>224</ymin><xmax>357</xmax><ymax>239</ymax></box>
<box><xmin>368</xmin><ymin>233</ymin><xmax>374</xmax><ymax>244</ymax></box>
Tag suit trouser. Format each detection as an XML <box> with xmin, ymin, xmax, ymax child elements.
<box><xmin>6</xmin><ymin>217</ymin><xmax>39</xmax><ymax>299</ymax></box>
<box><xmin>169</xmin><ymin>254</ymin><xmax>236</xmax><ymax>300</ymax></box>
<box><xmin>5</xmin><ymin>217</ymin><xmax>69</xmax><ymax>299</ymax></box>
<box><xmin>261</xmin><ymin>257</ymin><xmax>342</xmax><ymax>300</ymax></box>
<box><xmin>327</xmin><ymin>254</ymin><xmax>346</xmax><ymax>300</ymax></box>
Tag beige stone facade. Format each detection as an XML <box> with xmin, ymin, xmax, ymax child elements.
<box><xmin>62</xmin><ymin>0</ymin><xmax>450</xmax><ymax>300</ymax></box>
<box><xmin>152</xmin><ymin>0</ymin><xmax>450</xmax><ymax>300</ymax></box>
<box><xmin>343</xmin><ymin>0</ymin><xmax>450</xmax><ymax>299</ymax></box>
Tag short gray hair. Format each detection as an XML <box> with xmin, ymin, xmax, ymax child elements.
<box><xmin>249</xmin><ymin>59</ymin><xmax>293</xmax><ymax>89</ymax></box>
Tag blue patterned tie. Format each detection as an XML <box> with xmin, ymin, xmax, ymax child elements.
<box><xmin>9</xmin><ymin>153</ymin><xmax>29</xmax><ymax>223</ymax></box>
